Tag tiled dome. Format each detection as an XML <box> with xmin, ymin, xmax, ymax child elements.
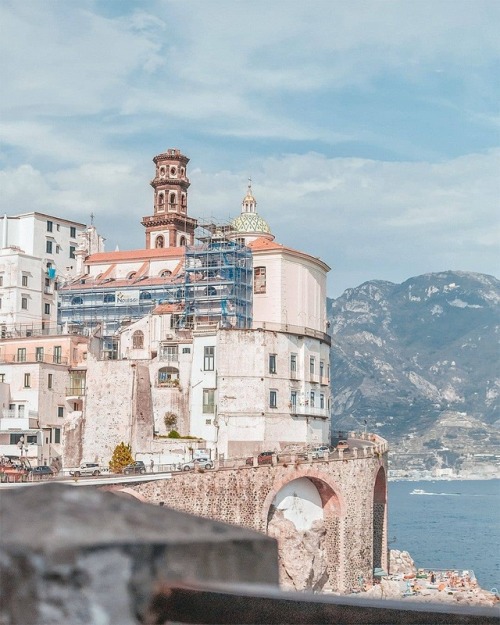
<box><xmin>231</xmin><ymin>212</ymin><xmax>271</xmax><ymax>234</ymax></box>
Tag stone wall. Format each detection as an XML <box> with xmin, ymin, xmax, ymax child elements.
<box><xmin>121</xmin><ymin>450</ymin><xmax>388</xmax><ymax>593</ymax></box>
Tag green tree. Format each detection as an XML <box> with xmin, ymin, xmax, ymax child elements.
<box><xmin>109</xmin><ymin>442</ymin><xmax>134</xmax><ymax>473</ymax></box>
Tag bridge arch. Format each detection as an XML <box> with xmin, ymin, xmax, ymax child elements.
<box><xmin>262</xmin><ymin>469</ymin><xmax>345</xmax><ymax>592</ymax></box>
<box><xmin>373</xmin><ymin>465</ymin><xmax>387</xmax><ymax>572</ymax></box>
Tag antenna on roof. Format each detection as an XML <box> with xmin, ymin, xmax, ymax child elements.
<box><xmin>90</xmin><ymin>212</ymin><xmax>95</xmax><ymax>226</ymax></box>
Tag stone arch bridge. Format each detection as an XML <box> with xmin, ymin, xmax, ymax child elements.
<box><xmin>108</xmin><ymin>436</ymin><xmax>388</xmax><ymax>593</ymax></box>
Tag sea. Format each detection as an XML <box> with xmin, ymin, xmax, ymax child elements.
<box><xmin>389</xmin><ymin>479</ymin><xmax>500</xmax><ymax>592</ymax></box>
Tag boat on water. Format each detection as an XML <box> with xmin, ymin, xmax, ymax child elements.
<box><xmin>410</xmin><ymin>488</ymin><xmax>426</xmax><ymax>495</ymax></box>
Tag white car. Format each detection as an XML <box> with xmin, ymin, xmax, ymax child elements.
<box><xmin>311</xmin><ymin>446</ymin><xmax>331</xmax><ymax>459</ymax></box>
<box><xmin>68</xmin><ymin>462</ymin><xmax>104</xmax><ymax>477</ymax></box>
<box><xmin>178</xmin><ymin>457</ymin><xmax>214</xmax><ymax>471</ymax></box>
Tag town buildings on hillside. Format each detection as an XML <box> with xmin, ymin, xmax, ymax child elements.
<box><xmin>0</xmin><ymin>149</ymin><xmax>332</xmax><ymax>468</ymax></box>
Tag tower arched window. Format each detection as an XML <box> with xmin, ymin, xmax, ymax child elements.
<box><xmin>139</xmin><ymin>291</ymin><xmax>152</xmax><ymax>301</ymax></box>
<box><xmin>170</xmin><ymin>193</ymin><xmax>176</xmax><ymax>205</ymax></box>
<box><xmin>132</xmin><ymin>330</ymin><xmax>144</xmax><ymax>349</ymax></box>
<box><xmin>155</xmin><ymin>236</ymin><xmax>164</xmax><ymax>248</ymax></box>
<box><xmin>179</xmin><ymin>236</ymin><xmax>186</xmax><ymax>246</ymax></box>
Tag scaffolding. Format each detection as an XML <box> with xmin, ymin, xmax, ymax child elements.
<box><xmin>58</xmin><ymin>232</ymin><xmax>252</xmax><ymax>337</ymax></box>
<box><xmin>178</xmin><ymin>239</ymin><xmax>252</xmax><ymax>330</ymax></box>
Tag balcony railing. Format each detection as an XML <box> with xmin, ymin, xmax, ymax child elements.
<box><xmin>65</xmin><ymin>387</ymin><xmax>86</xmax><ymax>396</ymax></box>
<box><xmin>0</xmin><ymin>353</ymin><xmax>68</xmax><ymax>365</ymax></box>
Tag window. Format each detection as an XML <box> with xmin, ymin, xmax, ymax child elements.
<box><xmin>182</xmin><ymin>347</ymin><xmax>191</xmax><ymax>354</ymax></box>
<box><xmin>24</xmin><ymin>373</ymin><xmax>31</xmax><ymax>388</ymax></box>
<box><xmin>202</xmin><ymin>388</ymin><xmax>215</xmax><ymax>413</ymax></box>
<box><xmin>46</xmin><ymin>240</ymin><xmax>53</xmax><ymax>254</ymax></box>
<box><xmin>103</xmin><ymin>293</ymin><xmax>115</xmax><ymax>304</ymax></box>
<box><xmin>139</xmin><ymin>291</ymin><xmax>152</xmax><ymax>300</ymax></box>
<box><xmin>0</xmin><ymin>298</ymin><xmax>2</xmax><ymax>309</ymax></box>
<box><xmin>269</xmin><ymin>353</ymin><xmax>277</xmax><ymax>374</ymax></box>
<box><xmin>254</xmin><ymin>267</ymin><xmax>266</xmax><ymax>294</ymax></box>
<box><xmin>47</xmin><ymin>221</ymin><xmax>53</xmax><ymax>232</ymax></box>
<box><xmin>269</xmin><ymin>389</ymin><xmax>278</xmax><ymax>408</ymax></box>
<box><xmin>161</xmin><ymin>345</ymin><xmax>178</xmax><ymax>361</ymax></box>
<box><xmin>54</xmin><ymin>428</ymin><xmax>61</xmax><ymax>444</ymax></box>
<box><xmin>290</xmin><ymin>353</ymin><xmax>297</xmax><ymax>374</ymax></box>
<box><xmin>56</xmin><ymin>245</ymin><xmax>60</xmax><ymax>254</ymax></box>
<box><xmin>44</xmin><ymin>303</ymin><xmax>51</xmax><ymax>315</ymax></box>
<box><xmin>57</xmin><ymin>406</ymin><xmax>64</xmax><ymax>418</ymax></box>
<box><xmin>156</xmin><ymin>236</ymin><xmax>165</xmax><ymax>248</ymax></box>
<box><xmin>310</xmin><ymin>391</ymin><xmax>315</xmax><ymax>407</ymax></box>
<box><xmin>53</xmin><ymin>346</ymin><xmax>62</xmax><ymax>364</ymax></box>
<box><xmin>22</xmin><ymin>275</ymin><xmax>28</xmax><ymax>287</ymax></box>
<box><xmin>158</xmin><ymin>366</ymin><xmax>179</xmax><ymax>385</ymax></box>
<box><xmin>132</xmin><ymin>330</ymin><xmax>144</xmax><ymax>349</ymax></box>
<box><xmin>36</xmin><ymin>347</ymin><xmax>44</xmax><ymax>362</ymax></box>
<box><xmin>70</xmin><ymin>226</ymin><xmax>76</xmax><ymax>238</ymax></box>
<box><xmin>21</xmin><ymin>297</ymin><xmax>28</xmax><ymax>310</ymax></box>
<box><xmin>320</xmin><ymin>360</ymin><xmax>324</xmax><ymax>378</ymax></box>
<box><xmin>205</xmin><ymin>419</ymin><xmax>212</xmax><ymax>425</ymax></box>
<box><xmin>71</xmin><ymin>296</ymin><xmax>83</xmax><ymax>305</ymax></box>
<box><xmin>160</xmin><ymin>269</ymin><xmax>171</xmax><ymax>278</ymax></box>
<box><xmin>320</xmin><ymin>394</ymin><xmax>325</xmax><ymax>409</ymax></box>
<box><xmin>17</xmin><ymin>348</ymin><xmax>26</xmax><ymax>362</ymax></box>
<box><xmin>56</xmin><ymin>224</ymin><xmax>60</xmax><ymax>231</ymax></box>
<box><xmin>0</xmin><ymin>374</ymin><xmax>5</xmax><ymax>383</ymax></box>
<box><xmin>290</xmin><ymin>390</ymin><xmax>297</xmax><ymax>410</ymax></box>
<box><xmin>69</xmin><ymin>246</ymin><xmax>76</xmax><ymax>259</ymax></box>
<box><xmin>204</xmin><ymin>346</ymin><xmax>215</xmax><ymax>371</ymax></box>
<box><xmin>310</xmin><ymin>356</ymin><xmax>315</xmax><ymax>375</ymax></box>
<box><xmin>0</xmin><ymin>275</ymin><xmax>3</xmax><ymax>286</ymax></box>
<box><xmin>48</xmin><ymin>373</ymin><xmax>53</xmax><ymax>389</ymax></box>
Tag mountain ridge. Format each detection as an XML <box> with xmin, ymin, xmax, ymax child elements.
<box><xmin>327</xmin><ymin>270</ymin><xmax>500</xmax><ymax>474</ymax></box>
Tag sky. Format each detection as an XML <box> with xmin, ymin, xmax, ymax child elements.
<box><xmin>0</xmin><ymin>0</ymin><xmax>499</xmax><ymax>297</ymax></box>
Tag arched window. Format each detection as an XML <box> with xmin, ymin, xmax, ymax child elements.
<box><xmin>170</xmin><ymin>193</ymin><xmax>176</xmax><ymax>205</ymax></box>
<box><xmin>160</xmin><ymin>167</ymin><xmax>166</xmax><ymax>177</ymax></box>
<box><xmin>179</xmin><ymin>236</ymin><xmax>186</xmax><ymax>246</ymax></box>
<box><xmin>132</xmin><ymin>330</ymin><xmax>144</xmax><ymax>349</ymax></box>
<box><xmin>170</xmin><ymin>167</ymin><xmax>176</xmax><ymax>176</ymax></box>
<box><xmin>155</xmin><ymin>236</ymin><xmax>164</xmax><ymax>248</ymax></box>
<box><xmin>160</xmin><ymin>269</ymin><xmax>172</xmax><ymax>278</ymax></box>
<box><xmin>71</xmin><ymin>296</ymin><xmax>83</xmax><ymax>305</ymax></box>
<box><xmin>205</xmin><ymin>286</ymin><xmax>217</xmax><ymax>296</ymax></box>
<box><xmin>103</xmin><ymin>293</ymin><xmax>115</xmax><ymax>303</ymax></box>
<box><xmin>158</xmin><ymin>366</ymin><xmax>179</xmax><ymax>387</ymax></box>
<box><xmin>127</xmin><ymin>272</ymin><xmax>136</xmax><ymax>280</ymax></box>
<box><xmin>158</xmin><ymin>193</ymin><xmax>164</xmax><ymax>205</ymax></box>
<box><xmin>139</xmin><ymin>291</ymin><xmax>152</xmax><ymax>301</ymax></box>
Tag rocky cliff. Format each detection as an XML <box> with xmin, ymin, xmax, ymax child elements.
<box><xmin>328</xmin><ymin>271</ymin><xmax>500</xmax><ymax>473</ymax></box>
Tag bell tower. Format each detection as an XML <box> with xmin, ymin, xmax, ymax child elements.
<box><xmin>141</xmin><ymin>149</ymin><xmax>197</xmax><ymax>249</ymax></box>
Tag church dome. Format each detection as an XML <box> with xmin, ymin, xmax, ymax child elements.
<box><xmin>231</xmin><ymin>211</ymin><xmax>271</xmax><ymax>234</ymax></box>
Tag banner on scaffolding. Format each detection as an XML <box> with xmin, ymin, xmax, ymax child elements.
<box><xmin>115</xmin><ymin>290</ymin><xmax>140</xmax><ymax>305</ymax></box>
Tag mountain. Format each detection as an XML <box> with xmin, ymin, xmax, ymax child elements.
<box><xmin>327</xmin><ymin>271</ymin><xmax>500</xmax><ymax>474</ymax></box>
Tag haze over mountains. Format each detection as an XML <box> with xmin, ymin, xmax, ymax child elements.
<box><xmin>327</xmin><ymin>271</ymin><xmax>499</xmax><ymax>473</ymax></box>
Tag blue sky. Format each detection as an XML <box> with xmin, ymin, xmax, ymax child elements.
<box><xmin>0</xmin><ymin>0</ymin><xmax>498</xmax><ymax>296</ymax></box>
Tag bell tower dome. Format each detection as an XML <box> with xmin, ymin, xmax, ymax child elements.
<box><xmin>141</xmin><ymin>148</ymin><xmax>197</xmax><ymax>249</ymax></box>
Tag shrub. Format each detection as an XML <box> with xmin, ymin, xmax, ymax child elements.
<box><xmin>167</xmin><ymin>430</ymin><xmax>181</xmax><ymax>439</ymax></box>
<box><xmin>164</xmin><ymin>411</ymin><xmax>177</xmax><ymax>431</ymax></box>
<box><xmin>109</xmin><ymin>442</ymin><xmax>134</xmax><ymax>473</ymax></box>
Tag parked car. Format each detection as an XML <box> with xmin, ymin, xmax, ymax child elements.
<box><xmin>311</xmin><ymin>445</ymin><xmax>331</xmax><ymax>459</ymax></box>
<box><xmin>178</xmin><ymin>456</ymin><xmax>214</xmax><ymax>471</ymax></box>
<box><xmin>336</xmin><ymin>440</ymin><xmax>350</xmax><ymax>451</ymax></box>
<box><xmin>245</xmin><ymin>451</ymin><xmax>278</xmax><ymax>465</ymax></box>
<box><xmin>123</xmin><ymin>460</ymin><xmax>146</xmax><ymax>475</ymax></box>
<box><xmin>68</xmin><ymin>462</ymin><xmax>102</xmax><ymax>477</ymax></box>
<box><xmin>31</xmin><ymin>465</ymin><xmax>54</xmax><ymax>478</ymax></box>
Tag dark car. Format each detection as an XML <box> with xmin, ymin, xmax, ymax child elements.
<box><xmin>123</xmin><ymin>460</ymin><xmax>146</xmax><ymax>475</ymax></box>
<box><xmin>245</xmin><ymin>451</ymin><xmax>278</xmax><ymax>465</ymax></box>
<box><xmin>31</xmin><ymin>465</ymin><xmax>54</xmax><ymax>478</ymax></box>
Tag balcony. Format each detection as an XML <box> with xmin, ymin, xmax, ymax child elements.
<box><xmin>66</xmin><ymin>387</ymin><xmax>86</xmax><ymax>398</ymax></box>
<box><xmin>290</xmin><ymin>406</ymin><xmax>328</xmax><ymax>418</ymax></box>
<box><xmin>0</xmin><ymin>353</ymin><xmax>68</xmax><ymax>365</ymax></box>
